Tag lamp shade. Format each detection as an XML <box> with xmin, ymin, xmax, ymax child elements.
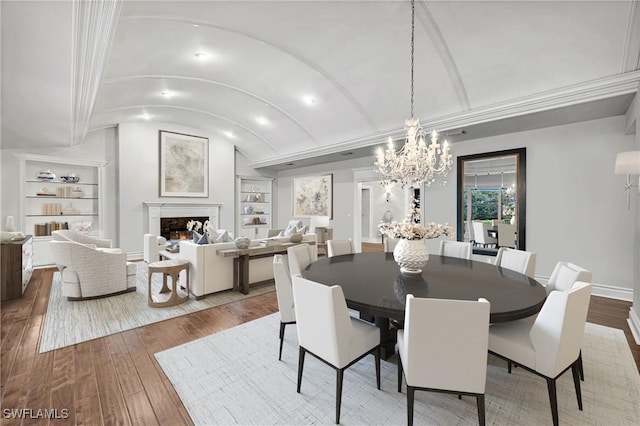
<box><xmin>614</xmin><ymin>151</ymin><xmax>640</xmax><ymax>175</ymax></box>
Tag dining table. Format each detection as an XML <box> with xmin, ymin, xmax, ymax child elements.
<box><xmin>303</xmin><ymin>252</ymin><xmax>546</xmax><ymax>359</ymax></box>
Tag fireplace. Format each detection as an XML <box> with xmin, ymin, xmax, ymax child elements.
<box><xmin>160</xmin><ymin>216</ymin><xmax>208</xmax><ymax>241</ymax></box>
<box><xmin>144</xmin><ymin>202</ymin><xmax>222</xmax><ymax>239</ymax></box>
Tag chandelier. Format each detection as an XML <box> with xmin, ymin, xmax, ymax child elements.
<box><xmin>374</xmin><ymin>0</ymin><xmax>453</xmax><ymax>188</ymax></box>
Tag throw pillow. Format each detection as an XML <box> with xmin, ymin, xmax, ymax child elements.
<box><xmin>192</xmin><ymin>231</ymin><xmax>202</xmax><ymax>243</ymax></box>
<box><xmin>296</xmin><ymin>225</ymin><xmax>307</xmax><ymax>234</ymax></box>
<box><xmin>213</xmin><ymin>229</ymin><xmax>230</xmax><ymax>243</ymax></box>
<box><xmin>196</xmin><ymin>233</ymin><xmax>208</xmax><ymax>245</ymax></box>
<box><xmin>282</xmin><ymin>225</ymin><xmax>296</xmax><ymax>237</ymax></box>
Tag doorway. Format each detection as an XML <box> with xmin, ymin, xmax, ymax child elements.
<box><xmin>360</xmin><ymin>186</ymin><xmax>373</xmax><ymax>242</ymax></box>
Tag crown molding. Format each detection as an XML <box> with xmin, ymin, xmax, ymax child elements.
<box><xmin>250</xmin><ymin>71</ymin><xmax>640</xmax><ymax>169</ymax></box>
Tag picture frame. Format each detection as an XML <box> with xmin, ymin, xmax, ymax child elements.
<box><xmin>159</xmin><ymin>130</ymin><xmax>209</xmax><ymax>197</ymax></box>
<box><xmin>292</xmin><ymin>174</ymin><xmax>333</xmax><ymax>218</ymax></box>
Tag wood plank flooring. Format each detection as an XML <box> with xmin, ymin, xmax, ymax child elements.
<box><xmin>1</xmin><ymin>245</ymin><xmax>638</xmax><ymax>425</ymax></box>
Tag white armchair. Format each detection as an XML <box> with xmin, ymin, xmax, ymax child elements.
<box><xmin>50</xmin><ymin>241</ymin><xmax>137</xmax><ymax>300</ymax></box>
<box><xmin>143</xmin><ymin>233</ymin><xmax>168</xmax><ymax>262</ymax></box>
<box><xmin>52</xmin><ymin>229</ymin><xmax>112</xmax><ymax>248</ymax></box>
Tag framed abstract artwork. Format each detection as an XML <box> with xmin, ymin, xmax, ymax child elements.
<box><xmin>292</xmin><ymin>174</ymin><xmax>333</xmax><ymax>218</ymax></box>
<box><xmin>159</xmin><ymin>130</ymin><xmax>209</xmax><ymax>197</ymax></box>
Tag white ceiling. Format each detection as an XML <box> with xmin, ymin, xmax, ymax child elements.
<box><xmin>2</xmin><ymin>0</ymin><xmax>639</xmax><ymax>171</ymax></box>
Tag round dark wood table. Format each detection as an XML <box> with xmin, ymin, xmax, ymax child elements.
<box><xmin>303</xmin><ymin>252</ymin><xmax>546</xmax><ymax>358</ymax></box>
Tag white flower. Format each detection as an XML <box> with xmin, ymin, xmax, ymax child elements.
<box><xmin>186</xmin><ymin>220</ymin><xmax>202</xmax><ymax>232</ymax></box>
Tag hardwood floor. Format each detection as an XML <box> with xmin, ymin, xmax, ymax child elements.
<box><xmin>1</xmin><ymin>251</ymin><xmax>638</xmax><ymax>425</ymax></box>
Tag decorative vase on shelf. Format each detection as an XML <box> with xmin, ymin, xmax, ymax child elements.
<box><xmin>393</xmin><ymin>239</ymin><xmax>429</xmax><ymax>274</ymax></box>
<box><xmin>5</xmin><ymin>216</ymin><xmax>15</xmax><ymax>232</ymax></box>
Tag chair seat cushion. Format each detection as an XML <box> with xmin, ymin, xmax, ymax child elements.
<box><xmin>488</xmin><ymin>318</ymin><xmax>536</xmax><ymax>370</ymax></box>
<box><xmin>347</xmin><ymin>317</ymin><xmax>380</xmax><ymax>365</ymax></box>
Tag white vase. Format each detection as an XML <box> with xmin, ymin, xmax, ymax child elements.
<box><xmin>393</xmin><ymin>239</ymin><xmax>429</xmax><ymax>274</ymax></box>
<box><xmin>5</xmin><ymin>216</ymin><xmax>15</xmax><ymax>232</ymax></box>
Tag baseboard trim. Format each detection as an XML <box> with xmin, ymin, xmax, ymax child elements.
<box><xmin>628</xmin><ymin>308</ymin><xmax>640</xmax><ymax>345</ymax></box>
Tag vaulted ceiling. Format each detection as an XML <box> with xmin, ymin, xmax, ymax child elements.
<box><xmin>2</xmin><ymin>0</ymin><xmax>639</xmax><ymax>171</ymax></box>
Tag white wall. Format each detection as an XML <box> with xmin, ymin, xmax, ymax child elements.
<box><xmin>117</xmin><ymin>122</ymin><xmax>235</xmax><ymax>255</ymax></box>
<box><xmin>275</xmin><ymin>115</ymin><xmax>637</xmax><ymax>297</ymax></box>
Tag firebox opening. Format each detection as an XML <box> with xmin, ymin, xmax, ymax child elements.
<box><xmin>160</xmin><ymin>216</ymin><xmax>209</xmax><ymax>241</ymax></box>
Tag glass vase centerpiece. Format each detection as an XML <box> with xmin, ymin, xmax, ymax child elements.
<box><xmin>378</xmin><ymin>208</ymin><xmax>454</xmax><ymax>274</ymax></box>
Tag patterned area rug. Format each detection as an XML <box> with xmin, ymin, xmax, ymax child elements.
<box><xmin>156</xmin><ymin>314</ymin><xmax>640</xmax><ymax>425</ymax></box>
<box><xmin>39</xmin><ymin>263</ymin><xmax>274</xmax><ymax>353</ymax></box>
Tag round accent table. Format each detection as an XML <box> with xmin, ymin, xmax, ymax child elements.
<box><xmin>147</xmin><ymin>259</ymin><xmax>190</xmax><ymax>308</ymax></box>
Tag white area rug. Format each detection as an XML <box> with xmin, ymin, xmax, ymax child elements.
<box><xmin>156</xmin><ymin>314</ymin><xmax>640</xmax><ymax>425</ymax></box>
<box><xmin>39</xmin><ymin>263</ymin><xmax>274</xmax><ymax>353</ymax></box>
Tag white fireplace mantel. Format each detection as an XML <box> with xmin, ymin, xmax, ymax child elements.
<box><xmin>144</xmin><ymin>201</ymin><xmax>222</xmax><ymax>236</ymax></box>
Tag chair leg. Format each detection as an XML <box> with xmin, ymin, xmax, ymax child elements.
<box><xmin>374</xmin><ymin>346</ymin><xmax>381</xmax><ymax>390</ymax></box>
<box><xmin>508</xmin><ymin>360</ymin><xmax>512</xmax><ymax>374</ymax></box>
<box><xmin>336</xmin><ymin>369</ymin><xmax>344</xmax><ymax>424</ymax></box>
<box><xmin>545</xmin><ymin>377</ymin><xmax>559</xmax><ymax>426</ymax></box>
<box><xmin>397</xmin><ymin>356</ymin><xmax>403</xmax><ymax>393</ymax></box>
<box><xmin>407</xmin><ymin>386</ymin><xmax>415</xmax><ymax>426</ymax></box>
<box><xmin>571</xmin><ymin>360</ymin><xmax>584</xmax><ymax>410</ymax></box>
<box><xmin>278</xmin><ymin>322</ymin><xmax>286</xmax><ymax>361</ymax></box>
<box><xmin>477</xmin><ymin>394</ymin><xmax>486</xmax><ymax>426</ymax></box>
<box><xmin>578</xmin><ymin>349</ymin><xmax>584</xmax><ymax>381</ymax></box>
<box><xmin>296</xmin><ymin>347</ymin><xmax>305</xmax><ymax>393</ymax></box>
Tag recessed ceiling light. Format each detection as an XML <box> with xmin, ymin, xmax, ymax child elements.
<box><xmin>140</xmin><ymin>113</ymin><xmax>152</xmax><ymax>120</ymax></box>
<box><xmin>256</xmin><ymin>116</ymin><xmax>269</xmax><ymax>126</ymax></box>
<box><xmin>224</xmin><ymin>131</ymin><xmax>234</xmax><ymax>138</ymax></box>
<box><xmin>302</xmin><ymin>96</ymin><xmax>316</xmax><ymax>106</ymax></box>
<box><xmin>160</xmin><ymin>91</ymin><xmax>174</xmax><ymax>98</ymax></box>
<box><xmin>194</xmin><ymin>52</ymin><xmax>207</xmax><ymax>59</ymax></box>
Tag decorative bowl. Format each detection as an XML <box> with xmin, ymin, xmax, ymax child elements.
<box><xmin>243</xmin><ymin>205</ymin><xmax>254</xmax><ymax>214</ymax></box>
<box><xmin>60</xmin><ymin>174</ymin><xmax>80</xmax><ymax>183</ymax></box>
<box><xmin>289</xmin><ymin>233</ymin><xmax>303</xmax><ymax>243</ymax></box>
<box><xmin>235</xmin><ymin>236</ymin><xmax>251</xmax><ymax>249</ymax></box>
<box><xmin>36</xmin><ymin>170</ymin><xmax>56</xmax><ymax>181</ymax></box>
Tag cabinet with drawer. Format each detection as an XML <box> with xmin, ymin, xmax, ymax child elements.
<box><xmin>1</xmin><ymin>235</ymin><xmax>33</xmax><ymax>301</ymax></box>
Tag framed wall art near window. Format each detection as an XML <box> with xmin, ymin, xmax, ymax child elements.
<box><xmin>159</xmin><ymin>130</ymin><xmax>209</xmax><ymax>197</ymax></box>
<box><xmin>292</xmin><ymin>174</ymin><xmax>333</xmax><ymax>218</ymax></box>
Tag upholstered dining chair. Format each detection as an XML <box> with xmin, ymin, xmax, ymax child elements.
<box><xmin>472</xmin><ymin>221</ymin><xmax>497</xmax><ymax>248</ymax></box>
<box><xmin>488</xmin><ymin>281</ymin><xmax>592</xmax><ymax>426</ymax></box>
<box><xmin>383</xmin><ymin>237</ymin><xmax>399</xmax><ymax>253</ymax></box>
<box><xmin>497</xmin><ymin>223</ymin><xmax>516</xmax><ymax>248</ymax></box>
<box><xmin>291</xmin><ymin>275</ymin><xmax>381</xmax><ymax>424</ymax></box>
<box><xmin>438</xmin><ymin>240</ymin><xmax>472</xmax><ymax>260</ymax></box>
<box><xmin>495</xmin><ymin>247</ymin><xmax>537</xmax><ymax>278</ymax></box>
<box><xmin>287</xmin><ymin>244</ymin><xmax>316</xmax><ymax>276</ymax></box>
<box><xmin>326</xmin><ymin>239</ymin><xmax>354</xmax><ymax>257</ymax></box>
<box><xmin>273</xmin><ymin>254</ymin><xmax>296</xmax><ymax>361</ymax></box>
<box><xmin>397</xmin><ymin>296</ymin><xmax>490</xmax><ymax>426</ymax></box>
<box><xmin>546</xmin><ymin>262</ymin><xmax>592</xmax><ymax>295</ymax></box>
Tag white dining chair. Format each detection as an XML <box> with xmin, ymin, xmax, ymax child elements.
<box><xmin>472</xmin><ymin>221</ymin><xmax>497</xmax><ymax>248</ymax></box>
<box><xmin>488</xmin><ymin>281</ymin><xmax>592</xmax><ymax>426</ymax></box>
<box><xmin>398</xmin><ymin>296</ymin><xmax>490</xmax><ymax>426</ymax></box>
<box><xmin>292</xmin><ymin>275</ymin><xmax>381</xmax><ymax>424</ymax></box>
<box><xmin>438</xmin><ymin>240</ymin><xmax>472</xmax><ymax>260</ymax></box>
<box><xmin>495</xmin><ymin>247</ymin><xmax>537</xmax><ymax>278</ymax></box>
<box><xmin>497</xmin><ymin>223</ymin><xmax>516</xmax><ymax>248</ymax></box>
<box><xmin>326</xmin><ymin>239</ymin><xmax>354</xmax><ymax>257</ymax></box>
<box><xmin>383</xmin><ymin>237</ymin><xmax>399</xmax><ymax>253</ymax></box>
<box><xmin>546</xmin><ymin>262</ymin><xmax>592</xmax><ymax>295</ymax></box>
<box><xmin>287</xmin><ymin>244</ymin><xmax>316</xmax><ymax>276</ymax></box>
<box><xmin>273</xmin><ymin>254</ymin><xmax>296</xmax><ymax>360</ymax></box>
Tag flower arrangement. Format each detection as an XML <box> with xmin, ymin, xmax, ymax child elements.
<box><xmin>186</xmin><ymin>220</ymin><xmax>215</xmax><ymax>238</ymax></box>
<box><xmin>378</xmin><ymin>200</ymin><xmax>454</xmax><ymax>240</ymax></box>
<box><xmin>186</xmin><ymin>220</ymin><xmax>203</xmax><ymax>233</ymax></box>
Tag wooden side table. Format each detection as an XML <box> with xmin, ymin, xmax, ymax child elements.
<box><xmin>147</xmin><ymin>259</ymin><xmax>190</xmax><ymax>308</ymax></box>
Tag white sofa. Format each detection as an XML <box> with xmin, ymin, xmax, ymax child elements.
<box><xmin>179</xmin><ymin>234</ymin><xmax>317</xmax><ymax>298</ymax></box>
<box><xmin>143</xmin><ymin>233</ymin><xmax>168</xmax><ymax>262</ymax></box>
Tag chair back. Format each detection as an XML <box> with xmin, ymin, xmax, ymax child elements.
<box><xmin>402</xmin><ymin>295</ymin><xmax>490</xmax><ymax>393</ymax></box>
<box><xmin>530</xmin><ymin>281</ymin><xmax>592</xmax><ymax>377</ymax></box>
<box><xmin>327</xmin><ymin>239</ymin><xmax>354</xmax><ymax>257</ymax></box>
<box><xmin>496</xmin><ymin>247</ymin><xmax>537</xmax><ymax>278</ymax></box>
<box><xmin>273</xmin><ymin>255</ymin><xmax>295</xmax><ymax>323</ymax></box>
<box><xmin>292</xmin><ymin>275</ymin><xmax>351</xmax><ymax>368</ymax></box>
<box><xmin>439</xmin><ymin>240</ymin><xmax>472</xmax><ymax>260</ymax></box>
<box><xmin>497</xmin><ymin>223</ymin><xmax>516</xmax><ymax>248</ymax></box>
<box><xmin>287</xmin><ymin>244</ymin><xmax>314</xmax><ymax>276</ymax></box>
<box><xmin>546</xmin><ymin>261</ymin><xmax>592</xmax><ymax>294</ymax></box>
<box><xmin>472</xmin><ymin>221</ymin><xmax>496</xmax><ymax>246</ymax></box>
<box><xmin>383</xmin><ymin>237</ymin><xmax>399</xmax><ymax>253</ymax></box>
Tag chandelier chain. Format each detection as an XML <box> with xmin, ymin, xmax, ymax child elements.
<box><xmin>410</xmin><ymin>0</ymin><xmax>415</xmax><ymax>119</ymax></box>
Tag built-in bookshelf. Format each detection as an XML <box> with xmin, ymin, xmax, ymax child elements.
<box><xmin>236</xmin><ymin>176</ymin><xmax>273</xmax><ymax>239</ymax></box>
<box><xmin>17</xmin><ymin>154</ymin><xmax>105</xmax><ymax>266</ymax></box>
